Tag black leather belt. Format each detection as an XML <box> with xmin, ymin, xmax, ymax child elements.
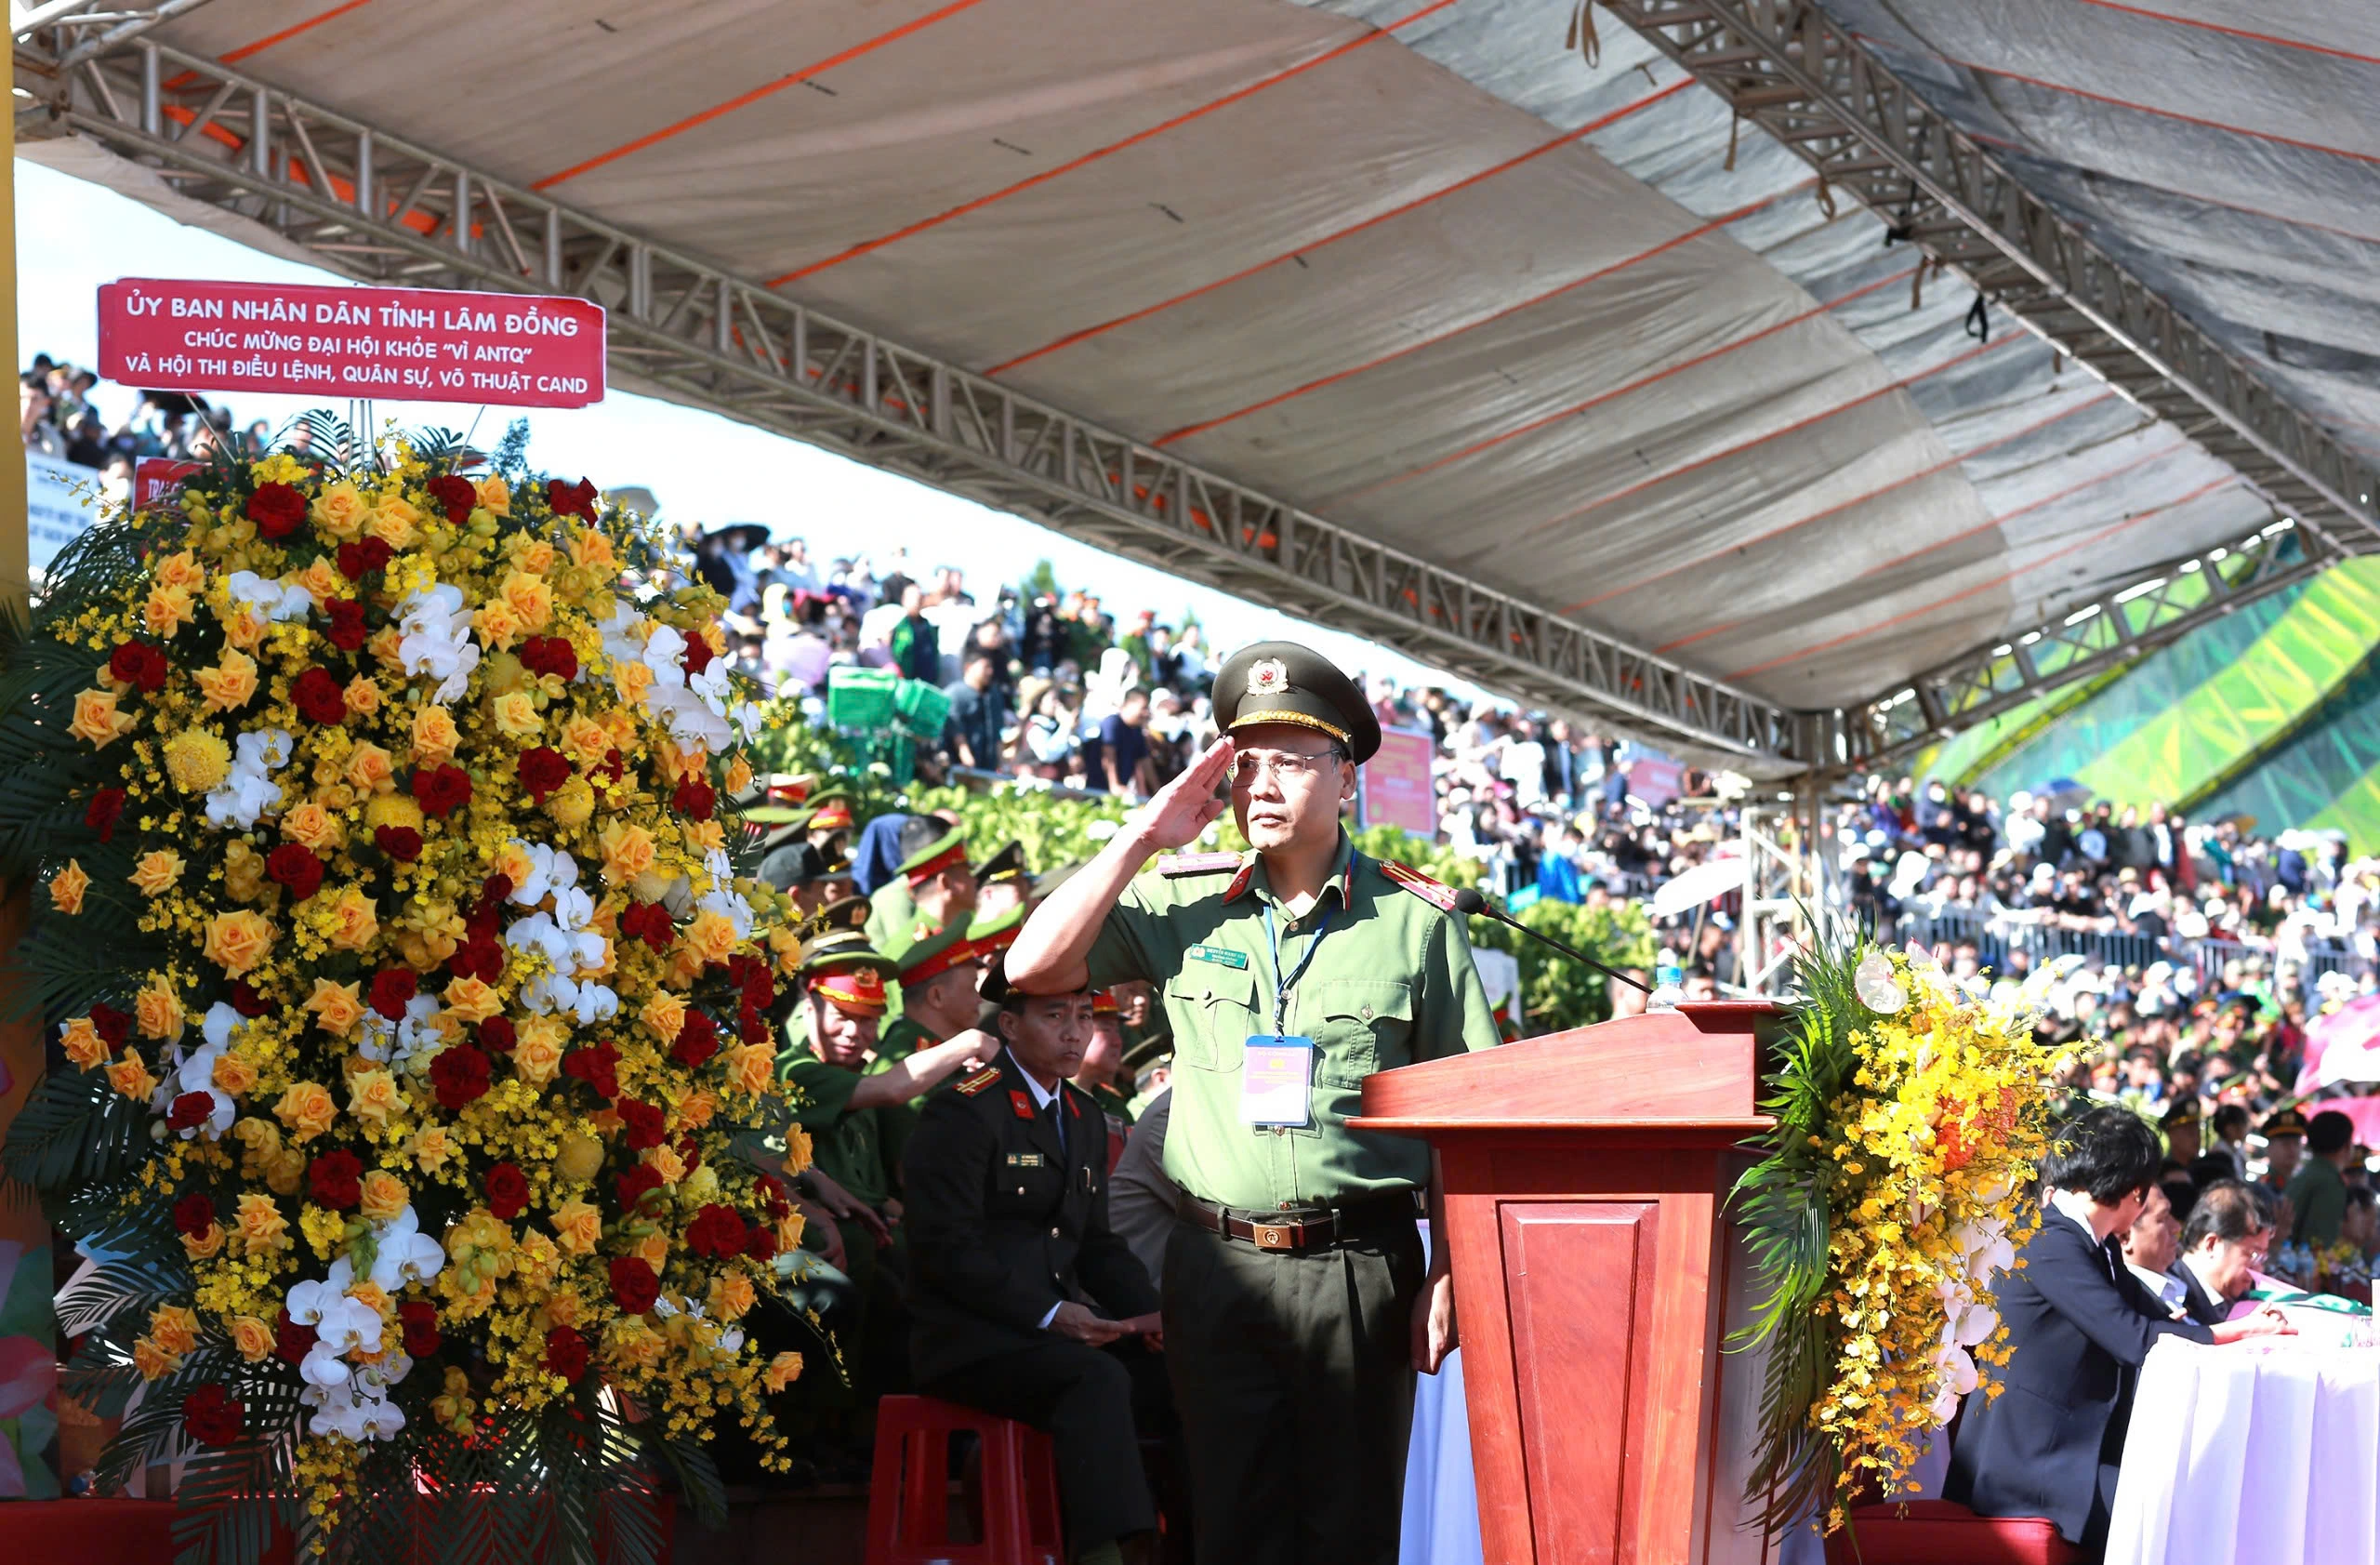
<box><xmin>1175</xmin><ymin>1189</ymin><xmax>1417</xmax><ymax>1253</ymax></box>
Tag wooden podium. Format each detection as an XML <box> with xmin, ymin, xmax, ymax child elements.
<box><xmin>1355</xmin><ymin>1001</ymin><xmax>1790</xmax><ymax>1565</ymax></box>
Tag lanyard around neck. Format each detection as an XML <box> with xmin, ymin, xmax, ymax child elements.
<box><xmin>1262</xmin><ymin>900</ymin><xmax>1333</xmax><ymax>1038</ymax></box>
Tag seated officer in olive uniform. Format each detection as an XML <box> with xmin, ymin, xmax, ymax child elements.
<box><xmin>1008</xmin><ymin>639</ymin><xmax>1499</xmax><ymax>1565</ymax></box>
<box><xmin>1074</xmin><ymin>991</ymin><xmax>1136</xmax><ymax>1128</ymax></box>
<box><xmin>905</xmin><ymin>956</ymin><xmax>1163</xmax><ymax>1565</ymax></box>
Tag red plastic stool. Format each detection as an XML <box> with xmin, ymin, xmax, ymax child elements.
<box><xmin>866</xmin><ymin>1394</ymin><xmax>1064</xmax><ymax>1565</ymax></box>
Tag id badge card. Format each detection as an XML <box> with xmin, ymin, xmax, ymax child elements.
<box><xmin>1241</xmin><ymin>1036</ymin><xmax>1315</xmax><ymax>1127</ymax></box>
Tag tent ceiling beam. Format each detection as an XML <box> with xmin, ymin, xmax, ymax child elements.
<box><xmin>14</xmin><ymin>31</ymin><xmax>1816</xmax><ymax>770</ymax></box>
<box><xmin>1830</xmin><ymin>523</ymin><xmax>2324</xmax><ymax>770</ymax></box>
<box><xmin>1599</xmin><ymin>0</ymin><xmax>2380</xmax><ymax>555</ymax></box>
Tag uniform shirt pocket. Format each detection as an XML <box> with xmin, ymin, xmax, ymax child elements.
<box><xmin>987</xmin><ymin>1155</ymin><xmax>1064</xmax><ymax>1215</ymax></box>
<box><xmin>1163</xmin><ymin>964</ymin><xmax>1259</xmax><ymax>1069</ymax></box>
<box><xmin>1308</xmin><ymin>978</ymin><xmax>1415</xmax><ymax>1088</ymax></box>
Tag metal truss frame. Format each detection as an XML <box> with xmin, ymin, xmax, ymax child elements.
<box><xmin>11</xmin><ymin>32</ymin><xmax>1816</xmax><ymax>769</ymax></box>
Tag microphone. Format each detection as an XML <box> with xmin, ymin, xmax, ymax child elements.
<box><xmin>1451</xmin><ymin>887</ymin><xmax>1652</xmax><ymax>994</ymax></box>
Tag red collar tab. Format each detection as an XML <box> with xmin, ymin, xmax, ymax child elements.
<box><xmin>1222</xmin><ymin>856</ymin><xmax>1259</xmax><ymax>904</ymax></box>
<box><xmin>1378</xmin><ymin>858</ymin><xmax>1460</xmax><ymax>913</ymax></box>
<box><xmin>1066</xmin><ymin>1093</ymin><xmax>1081</xmax><ymax>1119</ymax></box>
<box><xmin>1010</xmin><ymin>1090</ymin><xmax>1037</xmax><ymax>1121</ymax></box>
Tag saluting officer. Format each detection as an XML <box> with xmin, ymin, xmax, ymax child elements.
<box><xmin>905</xmin><ymin>957</ymin><xmax>1163</xmax><ymax>1565</ymax></box>
<box><xmin>1006</xmin><ymin>640</ymin><xmax>1499</xmax><ymax>1565</ymax></box>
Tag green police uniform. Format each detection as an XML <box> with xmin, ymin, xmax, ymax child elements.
<box><xmin>1075</xmin><ymin>639</ymin><xmax>1499</xmax><ymax>1565</ymax></box>
<box><xmin>2286</xmin><ymin>1151</ymin><xmax>2347</xmax><ymax>1246</ymax></box>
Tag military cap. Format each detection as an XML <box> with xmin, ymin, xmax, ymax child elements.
<box><xmin>897</xmin><ymin>825</ymin><xmax>969</xmax><ymax>886</ymax></box>
<box><xmin>2261</xmin><ymin>1107</ymin><xmax>2309</xmax><ymax>1140</ymax></box>
<box><xmin>972</xmin><ymin>840</ymin><xmax>1027</xmax><ymax>887</ymax></box>
<box><xmin>804</xmin><ymin>788</ymin><xmax>855</xmax><ymax>834</ymax></box>
<box><xmin>1120</xmin><ymin>1031</ymin><xmax>1171</xmax><ymax>1073</ymax></box>
<box><xmin>896</xmin><ymin>922</ymin><xmax>978</xmax><ymax>987</ymax></box>
<box><xmin>1090</xmin><ymin>989</ymin><xmax>1121</xmax><ymax>1017</ymax></box>
<box><xmin>1028</xmin><ymin>860</ymin><xmax>1085</xmax><ymax>903</ymax></box>
<box><xmin>979</xmin><ymin>950</ymin><xmax>1089</xmax><ymax>1011</ymax></box>
<box><xmin>966</xmin><ymin>904</ymin><xmax>1025</xmax><ymax>961</ymax></box>
<box><xmin>2161</xmin><ymin>1100</ymin><xmax>2202</xmax><ymax>1130</ymax></box>
<box><xmin>738</xmin><ymin>776</ymin><xmax>819</xmax><ymax>826</ymax></box>
<box><xmin>1212</xmin><ymin>639</ymin><xmax>1382</xmax><ymax>763</ymax></box>
<box><xmin>800</xmin><ymin>931</ymin><xmax>894</xmax><ymax>1014</ymax></box>
<box><xmin>757</xmin><ymin>839</ymin><xmax>826</xmax><ymax>893</ymax></box>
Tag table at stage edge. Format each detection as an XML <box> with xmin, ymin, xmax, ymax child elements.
<box><xmin>2104</xmin><ymin>1335</ymin><xmax>2380</xmax><ymax>1565</ymax></box>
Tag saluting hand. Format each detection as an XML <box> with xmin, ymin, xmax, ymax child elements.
<box><xmin>1129</xmin><ymin>736</ymin><xmax>1235</xmax><ymax>853</ymax></box>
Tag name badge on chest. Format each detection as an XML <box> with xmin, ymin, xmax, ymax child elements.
<box><xmin>1003</xmin><ymin>1152</ymin><xmax>1045</xmax><ymax>1169</ymax></box>
<box><xmin>1240</xmin><ymin>1036</ymin><xmax>1315</xmax><ymax>1127</ymax></box>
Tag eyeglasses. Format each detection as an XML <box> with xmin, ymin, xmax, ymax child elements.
<box><xmin>1232</xmin><ymin>748</ymin><xmax>1341</xmax><ymax>786</ymax></box>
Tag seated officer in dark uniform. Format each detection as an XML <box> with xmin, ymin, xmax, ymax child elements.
<box><xmin>904</xmin><ymin>957</ymin><xmax>1163</xmax><ymax>1565</ymax></box>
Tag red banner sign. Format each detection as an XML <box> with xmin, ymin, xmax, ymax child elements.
<box><xmin>1359</xmin><ymin>727</ymin><xmax>1440</xmax><ymax>838</ymax></box>
<box><xmin>134</xmin><ymin>458</ymin><xmax>201</xmax><ymax>511</ymax></box>
<box><xmin>98</xmin><ymin>279</ymin><xmax>606</xmax><ymax>407</ymax></box>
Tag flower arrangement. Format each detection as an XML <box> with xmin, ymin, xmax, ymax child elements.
<box><xmin>1733</xmin><ymin>939</ymin><xmax>2066</xmax><ymax>1536</ymax></box>
<box><xmin>0</xmin><ymin>417</ymin><xmax>818</xmax><ymax>1562</ymax></box>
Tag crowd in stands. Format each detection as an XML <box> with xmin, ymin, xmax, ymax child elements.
<box><xmin>20</xmin><ymin>353</ymin><xmax>280</xmax><ymax>506</ymax></box>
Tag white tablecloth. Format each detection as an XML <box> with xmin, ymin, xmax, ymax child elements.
<box><xmin>2106</xmin><ymin>1336</ymin><xmax>2380</xmax><ymax>1565</ymax></box>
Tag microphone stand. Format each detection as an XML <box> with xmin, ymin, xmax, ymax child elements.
<box><xmin>1452</xmin><ymin>890</ymin><xmax>1651</xmax><ymax>993</ymax></box>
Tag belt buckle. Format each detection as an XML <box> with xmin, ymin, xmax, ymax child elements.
<box><xmin>1251</xmin><ymin>1221</ymin><xmax>1297</xmax><ymax>1252</ymax></box>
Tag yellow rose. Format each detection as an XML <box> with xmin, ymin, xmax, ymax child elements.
<box><xmin>724</xmin><ymin>1043</ymin><xmax>774</xmax><ymax>1098</ymax></box>
<box><xmin>305</xmin><ymin>977</ymin><xmax>366</xmax><ymax>1036</ymax></box>
<box><xmin>142</xmin><ymin>584</ymin><xmax>195</xmax><ymax>639</ymax></box>
<box><xmin>132</xmin><ymin>1337</ymin><xmax>178</xmax><ymax>1380</ymax></box>
<box><xmin>639</xmin><ymin>991</ymin><xmax>687</xmax><ymax>1045</ymax></box>
<box><xmin>652</xmin><ymin>736</ymin><xmax>699</xmax><ymax>786</ymax></box>
<box><xmin>149</xmin><ymin>1304</ymin><xmax>201</xmax><ymax>1357</ymax></box>
<box><xmin>135</xmin><ymin>979</ymin><xmax>186</xmax><ymax>1043</ymax></box>
<box><xmin>192</xmin><ymin>648</ymin><xmax>259</xmax><ymax>713</ymax></box>
<box><xmin>233</xmin><ymin>1191</ymin><xmax>294</xmax><ymax>1254</ymax></box>
<box><xmin>322</xmin><ymin>886</ymin><xmax>379</xmax><ymax>952</ymax></box>
<box><xmin>412</xmin><ymin>706</ymin><xmax>461</xmax><ymax>767</ymax></box>
<box><xmin>680</xmin><ymin>1089</ymin><xmax>719</xmax><ymax>1130</ymax></box>
<box><xmin>343</xmin><ymin>742</ymin><xmax>397</xmax><ymax>796</ymax></box>
<box><xmin>684</xmin><ymin>908</ymin><xmax>739</xmax><ymax>966</ymax></box>
<box><xmin>128</xmin><ymin>850</ymin><xmax>184</xmax><ymax>896</ymax></box>
<box><xmin>273</xmin><ymin>1081</ymin><xmax>338</xmax><ymax>1143</ymax></box>
<box><xmin>47</xmin><ymin>859</ymin><xmax>89</xmax><ymax>916</ymax></box>
<box><xmin>203</xmin><ymin>908</ymin><xmax>277</xmax><ymax>975</ymax></box>
<box><xmin>633</xmin><ymin>1231</ymin><xmax>670</xmax><ymax>1275</ymax></box>
<box><xmin>291</xmin><ymin>557</ymin><xmax>346</xmax><ymax>609</ymax></box>
<box><xmin>473</xmin><ymin>600</ymin><xmax>522</xmax><ymax>652</ymax></box>
<box><xmin>181</xmin><ymin>1223</ymin><xmax>225</xmax><ymax>1260</ymax></box>
<box><xmin>684</xmin><ymin>818</ymin><xmax>726</xmax><ymax>855</ymax></box>
<box><xmin>404</xmin><ymin>1122</ymin><xmax>458</xmax><ymax>1174</ymax></box>
<box><xmin>68</xmin><ymin>687</ymin><xmax>136</xmax><ymax>749</ymax></box>
<box><xmin>546</xmin><ymin>775</ymin><xmax>595</xmax><ymax>829</ymax></box>
<box><xmin>600</xmin><ymin>822</ymin><xmax>656</xmax><ymax>886</ymax></box>
<box><xmin>263</xmin><ymin>1147</ymin><xmax>305</xmax><ymax>1196</ymax></box>
<box><xmin>364</xmin><ymin>497</ymin><xmax>419</xmax><ymax>549</ymax></box>
<box><xmin>164</xmin><ymin>728</ymin><xmax>231</xmax><ymax>793</ymax></box>
<box><xmin>500</xmin><ymin>571</ymin><xmax>554</xmax><ymax>631</ymax></box>
<box><xmin>441</xmin><ymin>976</ymin><xmax>503</xmax><ymax>1027</ymax></box>
<box><xmin>571</xmin><ymin>527</ymin><xmax>615</xmax><ymax>570</ymax></box>
<box><xmin>707</xmin><ymin>1272</ymin><xmax>757</xmax><ymax>1321</ymax></box>
<box><xmin>512</xmin><ymin>1015</ymin><xmax>568</xmax><ymax>1086</ymax></box>
<box><xmin>607</xmin><ymin>1316</ymin><xmax>669</xmax><ymax>1372</ymax></box>
<box><xmin>105</xmin><ymin>1047</ymin><xmax>155</xmax><ymax>1101</ymax></box>
<box><xmin>153</xmin><ymin>548</ymin><xmax>205</xmax><ymax>592</ymax></box>
<box><xmin>782</xmin><ymin>1121</ymin><xmax>812</xmax><ymax>1174</ymax></box>
<box><xmin>222</xmin><ymin>840</ymin><xmax>267</xmax><ymax>903</ymax></box>
<box><xmin>763</xmin><ymin>1351</ymin><xmax>804</xmax><ymax>1393</ymax></box>
<box><xmin>228</xmin><ymin>1315</ymin><xmax>276</xmax><ymax>1363</ymax></box>
<box><xmin>475</xmin><ymin>476</ymin><xmax>512</xmax><ymax>516</ymax></box>
<box><xmin>283</xmin><ymin>802</ymin><xmax>345</xmax><ymax>855</ymax></box>
<box><xmin>312</xmin><ymin>479</ymin><xmax>369</xmax><ymax>538</ymax></box>
<box><xmin>212</xmin><ymin>1051</ymin><xmax>259</xmax><ymax>1097</ymax></box>
<box><xmin>349</xmin><ymin>1068</ymin><xmax>403</xmax><ymax>1127</ymax></box>
<box><xmin>558</xmin><ymin>714</ymin><xmax>609</xmax><ymax>762</ymax></box>
<box><xmin>774</xmin><ymin>1208</ymin><xmax>807</xmax><ymax>1253</ymax></box>
<box><xmin>549</xmin><ymin>1197</ymin><xmax>602</xmax><ymax>1255</ymax></box>
<box><xmin>359</xmin><ymin>1169</ymin><xmax>410</xmax><ymax>1223</ymax></box>
<box><xmin>223</xmin><ymin>604</ymin><xmax>267</xmax><ymax>651</ymax></box>
<box><xmin>368</xmin><ymin>624</ymin><xmax>404</xmax><ymax>670</ymax></box>
<box><xmin>343</xmin><ymin>676</ymin><xmax>382</xmax><ymax>718</ymax></box>
<box><xmin>490</xmin><ymin>689</ymin><xmax>542</xmax><ymax>739</ymax></box>
<box><xmin>614</xmin><ymin>658</ymin><xmax>654</xmax><ymax>706</ymax></box>
<box><xmin>646</xmin><ymin>1144</ymin><xmax>686</xmax><ymax>1185</ymax></box>
<box><xmin>60</xmin><ymin>1015</ymin><xmax>107</xmax><ymax>1070</ymax></box>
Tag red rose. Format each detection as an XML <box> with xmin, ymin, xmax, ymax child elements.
<box><xmin>676</xmin><ymin>1134</ymin><xmax>703</xmax><ymax>1174</ymax></box>
<box><xmin>265</xmin><ymin>843</ymin><xmax>324</xmax><ymax>903</ymax></box>
<box><xmin>672</xmin><ymin>776</ymin><xmax>716</xmax><ymax>821</ymax></box>
<box><xmin>308</xmin><ymin>1149</ymin><xmax>364</xmax><ymax>1210</ymax></box>
<box><xmin>615</xmin><ymin>1161</ymin><xmax>665</xmax><ymax>1212</ymax></box>
<box><xmin>598</xmin><ymin>748</ymin><xmax>625</xmax><ymax>784</ymax></box>
<box><xmin>430</xmin><ymin>1043</ymin><xmax>492</xmax><ymax>1110</ymax></box>
<box><xmin>483</xmin><ymin>1160</ymin><xmax>529</xmax><ymax>1219</ymax></box>
<box><xmin>110</xmin><ymin>642</ymin><xmax>167</xmax><ymax>694</ymax></box>
<box><xmin>374</xmin><ymin>826</ymin><xmax>423</xmax><ymax>863</ymax></box>
<box><xmin>739</xmin><ymin>1003</ymin><xmax>768</xmax><ymax>1045</ymax></box>
<box><xmin>744</xmin><ymin>1221</ymin><xmax>778</xmax><ymax>1261</ymax></box>
<box><xmin>562</xmin><ymin>1042</ymin><xmax>620</xmax><ymax>1101</ymax></box>
<box><xmin>84</xmin><ymin>787</ymin><xmax>126</xmax><ymax>843</ymax></box>
<box><xmin>247</xmin><ymin>482</ymin><xmax>308</xmax><ymax>540</ymax></box>
<box><xmin>670</xmin><ymin>1010</ymin><xmax>720</xmax><ymax>1069</ymax></box>
<box><xmin>324</xmin><ymin>599</ymin><xmax>368</xmax><ymax>652</ymax></box>
<box><xmin>616</xmin><ymin>1099</ymin><xmax>667</xmax><ymax>1151</ymax></box>
<box><xmin>686</xmin><ymin>1203</ymin><xmax>747</xmax><ymax>1259</ymax></box>
<box><xmin>274</xmin><ymin>1308</ymin><xmax>317</xmax><ymax>1365</ymax></box>
<box><xmin>481</xmin><ymin>873</ymin><xmax>516</xmax><ymax>908</ymax></box>
<box><xmin>230</xmin><ymin>982</ymin><xmax>270</xmax><ymax>1018</ymax></box>
<box><xmin>183</xmin><ymin>1383</ymin><xmax>245</xmax><ymax>1447</ymax></box>
<box><xmin>544</xmin><ymin>1325</ymin><xmax>589</xmax><ymax>1382</ymax></box>
<box><xmin>398</xmin><ymin>1299</ymin><xmax>442</xmax><ymax>1358</ymax></box>
<box><xmin>547</xmin><ymin>478</ymin><xmax>598</xmax><ymax>520</ymax></box>
<box><xmin>336</xmin><ymin>537</ymin><xmax>394</xmax><ymax>581</ymax></box>
<box><xmin>290</xmin><ymin>666</ymin><xmax>347</xmax><ymax>725</ymax></box>
<box><xmin>479</xmin><ymin>1015</ymin><xmax>517</xmax><ymax>1054</ymax></box>
<box><xmin>426</xmin><ymin>473</ymin><xmax>478</xmax><ymax>526</ymax></box>
<box><xmin>619</xmin><ymin>901</ymin><xmax>672</xmax><ymax>950</ymax></box>
<box><xmin>520</xmin><ymin>635</ymin><xmax>579</xmax><ymax>682</ymax></box>
<box><xmin>681</xmin><ymin>632</ymin><xmax>715</xmax><ymax>676</ymax></box>
<box><xmin>414</xmin><ymin>764</ymin><xmax>472</xmax><ymax>818</ymax></box>
<box><xmin>91</xmin><ymin>1003</ymin><xmax>131</xmax><ymax>1046</ymax></box>
<box><xmin>608</xmin><ymin>1255</ymin><xmax>660</xmax><ymax>1315</ymax></box>
<box><xmin>368</xmin><ymin>968</ymin><xmax>417</xmax><ymax>1021</ymax></box>
<box><xmin>516</xmin><ymin>747</ymin><xmax>571</xmax><ymax>804</ymax></box>
<box><xmin>172</xmin><ymin>1192</ymin><xmax>215</xmax><ymax>1238</ymax></box>
<box><xmin>166</xmin><ymin>1092</ymin><xmax>215</xmax><ymax>1131</ymax></box>
<box><xmin>447</xmin><ymin>935</ymin><xmax>503</xmax><ymax>985</ymax></box>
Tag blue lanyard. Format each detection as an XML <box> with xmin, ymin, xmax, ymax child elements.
<box><xmin>1262</xmin><ymin>901</ymin><xmax>1333</xmax><ymax>1037</ymax></box>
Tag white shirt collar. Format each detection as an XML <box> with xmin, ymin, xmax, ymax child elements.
<box><xmin>1007</xmin><ymin>1049</ymin><xmax>1059</xmax><ymax>1111</ymax></box>
<box><xmin>2126</xmin><ymin>1261</ymin><xmax>2187</xmax><ymax>1312</ymax></box>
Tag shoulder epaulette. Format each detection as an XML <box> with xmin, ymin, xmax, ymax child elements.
<box><xmin>1377</xmin><ymin>858</ymin><xmax>1462</xmax><ymax>914</ymax></box>
<box><xmin>1157</xmin><ymin>852</ymin><xmax>1244</xmax><ymax>878</ymax></box>
<box><xmin>953</xmin><ymin>1066</ymin><xmax>1001</xmax><ymax>1096</ymax></box>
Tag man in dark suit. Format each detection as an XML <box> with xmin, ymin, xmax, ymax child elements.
<box><xmin>1948</xmin><ymin>1107</ymin><xmax>2293</xmax><ymax>1551</ymax></box>
<box><xmin>2171</xmin><ymin>1178</ymin><xmax>2277</xmax><ymax>1328</ymax></box>
<box><xmin>904</xmin><ymin>957</ymin><xmax>1163</xmax><ymax>1565</ymax></box>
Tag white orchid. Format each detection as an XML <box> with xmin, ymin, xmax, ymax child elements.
<box><xmin>202</xmin><ymin>727</ymin><xmax>294</xmax><ymax>829</ymax></box>
<box><xmin>223</xmin><ymin>570</ymin><xmax>314</xmax><ymax>622</ymax></box>
<box><xmin>286</xmin><ymin>1260</ymin><xmax>383</xmax><ymax>1357</ymax></box>
<box><xmin>365</xmin><ymin>1204</ymin><xmax>446</xmax><ymax>1293</ymax></box>
<box><xmin>396</xmin><ymin>584</ymin><xmax>481</xmax><ymax>702</ymax></box>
